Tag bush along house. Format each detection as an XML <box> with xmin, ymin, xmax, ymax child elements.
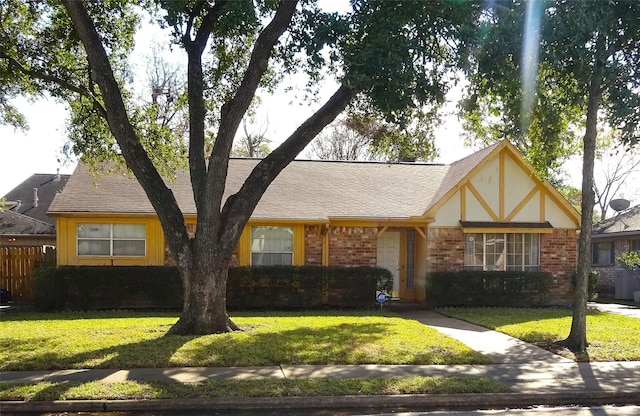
<box><xmin>48</xmin><ymin>140</ymin><xmax>580</xmax><ymax>305</ymax></box>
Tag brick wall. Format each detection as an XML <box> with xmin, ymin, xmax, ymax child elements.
<box><xmin>426</xmin><ymin>227</ymin><xmax>465</xmax><ymax>272</ymax></box>
<box><xmin>304</xmin><ymin>226</ymin><xmax>323</xmax><ymax>265</ymax></box>
<box><xmin>540</xmin><ymin>229</ymin><xmax>578</xmax><ymax>303</ymax></box>
<box><xmin>425</xmin><ymin>227</ymin><xmax>578</xmax><ymax>305</ymax></box>
<box><xmin>328</xmin><ymin>226</ymin><xmax>377</xmax><ymax>266</ymax></box>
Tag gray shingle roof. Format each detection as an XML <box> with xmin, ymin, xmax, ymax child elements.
<box><xmin>2</xmin><ymin>173</ymin><xmax>70</xmax><ymax>225</ymax></box>
<box><xmin>49</xmin><ymin>159</ymin><xmax>453</xmax><ymax>220</ymax></box>
<box><xmin>593</xmin><ymin>205</ymin><xmax>640</xmax><ymax>236</ymax></box>
<box><xmin>0</xmin><ymin>210</ymin><xmax>56</xmax><ymax>235</ymax></box>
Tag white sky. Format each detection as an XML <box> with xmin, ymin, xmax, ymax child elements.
<box><xmin>3</xmin><ymin>3</ymin><xmax>636</xmax><ymax>212</ymax></box>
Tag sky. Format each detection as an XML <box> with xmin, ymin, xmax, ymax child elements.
<box><xmin>2</xmin><ymin>2</ymin><xmax>636</xmax><ymax>212</ymax></box>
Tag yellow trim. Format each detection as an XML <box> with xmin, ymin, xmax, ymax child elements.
<box><xmin>423</xmin><ymin>140</ymin><xmax>580</xmax><ymax>227</ymax></box>
<box><xmin>414</xmin><ymin>226</ymin><xmax>426</xmax><ymax>240</ymax></box>
<box><xmin>238</xmin><ymin>227</ymin><xmax>250</xmax><ymax>265</ymax></box>
<box><xmin>460</xmin><ymin>185</ymin><xmax>467</xmax><ymax>221</ymax></box>
<box><xmin>502</xmin><ymin>141</ymin><xmax>581</xmax><ymax>226</ymax></box>
<box><xmin>461</xmin><ymin>227</ymin><xmax>554</xmax><ymax>234</ymax></box>
<box><xmin>247</xmin><ymin>218</ymin><xmax>327</xmax><ymax>225</ymax></box>
<box><xmin>56</xmin><ymin>216</ymin><xmax>164</xmax><ymax>266</ymax></box>
<box><xmin>499</xmin><ymin>150</ymin><xmax>505</xmax><ymax>219</ymax></box>
<box><xmin>540</xmin><ymin>188</ymin><xmax>546</xmax><ymax>222</ymax></box>
<box><xmin>505</xmin><ymin>185</ymin><xmax>541</xmax><ymax>222</ymax></box>
<box><xmin>377</xmin><ymin>226</ymin><xmax>389</xmax><ymax>238</ymax></box>
<box><xmin>424</xmin><ymin>140</ymin><xmax>509</xmax><ymax>218</ymax></box>
<box><xmin>322</xmin><ymin>231</ymin><xmax>329</xmax><ymax>266</ymax></box>
<box><xmin>467</xmin><ymin>181</ymin><xmax>499</xmax><ymax>221</ymax></box>
<box><xmin>242</xmin><ymin>224</ymin><xmax>305</xmax><ymax>266</ymax></box>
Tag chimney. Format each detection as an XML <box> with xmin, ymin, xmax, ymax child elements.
<box><xmin>33</xmin><ymin>188</ymin><xmax>39</xmax><ymax>208</ymax></box>
<box><xmin>55</xmin><ymin>168</ymin><xmax>61</xmax><ymax>181</ymax></box>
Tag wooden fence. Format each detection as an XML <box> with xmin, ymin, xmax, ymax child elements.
<box><xmin>0</xmin><ymin>246</ymin><xmax>56</xmax><ymax>302</ymax></box>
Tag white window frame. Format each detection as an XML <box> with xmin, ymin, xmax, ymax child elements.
<box><xmin>465</xmin><ymin>233</ymin><xmax>540</xmax><ymax>272</ymax></box>
<box><xmin>250</xmin><ymin>226</ymin><xmax>294</xmax><ymax>266</ymax></box>
<box><xmin>77</xmin><ymin>223</ymin><xmax>146</xmax><ymax>257</ymax></box>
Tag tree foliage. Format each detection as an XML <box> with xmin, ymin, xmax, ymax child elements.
<box><xmin>1</xmin><ymin>0</ymin><xmax>480</xmax><ymax>335</ymax></box>
<box><xmin>463</xmin><ymin>0</ymin><xmax>640</xmax><ymax>353</ymax></box>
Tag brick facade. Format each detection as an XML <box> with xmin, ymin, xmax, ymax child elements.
<box><xmin>540</xmin><ymin>229</ymin><xmax>578</xmax><ymax>303</ymax></box>
<box><xmin>426</xmin><ymin>228</ymin><xmax>465</xmax><ymax>272</ymax></box>
<box><xmin>328</xmin><ymin>226</ymin><xmax>377</xmax><ymax>266</ymax></box>
<box><xmin>304</xmin><ymin>225</ymin><xmax>323</xmax><ymax>265</ymax></box>
<box><xmin>426</xmin><ymin>227</ymin><xmax>577</xmax><ymax>304</ymax></box>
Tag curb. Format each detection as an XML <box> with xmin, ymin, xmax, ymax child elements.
<box><xmin>3</xmin><ymin>392</ymin><xmax>640</xmax><ymax>414</ymax></box>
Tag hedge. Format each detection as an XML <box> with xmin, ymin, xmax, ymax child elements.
<box><xmin>426</xmin><ymin>270</ymin><xmax>552</xmax><ymax>307</ymax></box>
<box><xmin>34</xmin><ymin>265</ymin><xmax>393</xmax><ymax>311</ymax></box>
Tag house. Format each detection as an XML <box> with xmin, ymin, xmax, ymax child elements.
<box><xmin>48</xmin><ymin>140</ymin><xmax>580</xmax><ymax>303</ymax></box>
<box><xmin>592</xmin><ymin>203</ymin><xmax>640</xmax><ymax>296</ymax></box>
<box><xmin>1</xmin><ymin>172</ymin><xmax>70</xmax><ymax>301</ymax></box>
<box><xmin>1</xmin><ymin>171</ymin><xmax>70</xmax><ymax>247</ymax></box>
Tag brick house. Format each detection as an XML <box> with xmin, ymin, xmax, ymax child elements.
<box><xmin>591</xmin><ymin>204</ymin><xmax>640</xmax><ymax>296</ymax></box>
<box><xmin>49</xmin><ymin>140</ymin><xmax>580</xmax><ymax>303</ymax></box>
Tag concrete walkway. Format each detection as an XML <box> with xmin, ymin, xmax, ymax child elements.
<box><xmin>2</xmin><ymin>305</ymin><xmax>640</xmax><ymax>413</ymax></box>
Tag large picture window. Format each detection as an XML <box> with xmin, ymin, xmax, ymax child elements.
<box><xmin>251</xmin><ymin>226</ymin><xmax>293</xmax><ymax>266</ymax></box>
<box><xmin>465</xmin><ymin>233</ymin><xmax>539</xmax><ymax>271</ymax></box>
<box><xmin>77</xmin><ymin>223</ymin><xmax>146</xmax><ymax>257</ymax></box>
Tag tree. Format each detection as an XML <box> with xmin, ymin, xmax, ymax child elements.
<box><xmin>2</xmin><ymin>0</ymin><xmax>479</xmax><ymax>335</ymax></box>
<box><xmin>463</xmin><ymin>0</ymin><xmax>640</xmax><ymax>352</ymax></box>
<box><xmin>232</xmin><ymin>118</ymin><xmax>271</xmax><ymax>158</ymax></box>
<box><xmin>594</xmin><ymin>140</ymin><xmax>640</xmax><ymax>220</ymax></box>
<box><xmin>307</xmin><ymin>116</ymin><xmax>379</xmax><ymax>161</ymax></box>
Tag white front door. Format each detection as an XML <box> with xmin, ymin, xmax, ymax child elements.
<box><xmin>377</xmin><ymin>231</ymin><xmax>400</xmax><ymax>297</ymax></box>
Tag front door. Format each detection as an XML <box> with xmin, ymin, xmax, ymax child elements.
<box><xmin>377</xmin><ymin>231</ymin><xmax>400</xmax><ymax>297</ymax></box>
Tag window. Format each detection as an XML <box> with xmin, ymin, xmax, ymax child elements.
<box><xmin>250</xmin><ymin>226</ymin><xmax>293</xmax><ymax>266</ymax></box>
<box><xmin>77</xmin><ymin>223</ymin><xmax>146</xmax><ymax>257</ymax></box>
<box><xmin>631</xmin><ymin>239</ymin><xmax>640</xmax><ymax>253</ymax></box>
<box><xmin>592</xmin><ymin>241</ymin><xmax>614</xmax><ymax>265</ymax></box>
<box><xmin>465</xmin><ymin>233</ymin><xmax>540</xmax><ymax>271</ymax></box>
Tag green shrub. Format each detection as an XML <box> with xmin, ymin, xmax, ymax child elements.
<box><xmin>426</xmin><ymin>270</ymin><xmax>551</xmax><ymax>307</ymax></box>
<box><xmin>34</xmin><ymin>265</ymin><xmax>393</xmax><ymax>311</ymax></box>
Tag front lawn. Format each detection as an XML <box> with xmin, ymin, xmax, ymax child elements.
<box><xmin>0</xmin><ymin>310</ymin><xmax>490</xmax><ymax>371</ymax></box>
<box><xmin>438</xmin><ymin>307</ymin><xmax>640</xmax><ymax>362</ymax></box>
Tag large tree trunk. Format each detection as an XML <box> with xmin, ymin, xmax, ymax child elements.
<box><xmin>559</xmin><ymin>58</ymin><xmax>603</xmax><ymax>353</ymax></box>
<box><xmin>168</xmin><ymin>253</ymin><xmax>237</xmax><ymax>335</ymax></box>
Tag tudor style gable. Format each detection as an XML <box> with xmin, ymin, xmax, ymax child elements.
<box><xmin>426</xmin><ymin>140</ymin><xmax>580</xmax><ymax>230</ymax></box>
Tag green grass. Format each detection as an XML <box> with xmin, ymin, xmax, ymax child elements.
<box><xmin>438</xmin><ymin>307</ymin><xmax>640</xmax><ymax>362</ymax></box>
<box><xmin>0</xmin><ymin>376</ymin><xmax>510</xmax><ymax>401</ymax></box>
<box><xmin>0</xmin><ymin>310</ymin><xmax>490</xmax><ymax>371</ymax></box>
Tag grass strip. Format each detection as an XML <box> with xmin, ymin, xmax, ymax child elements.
<box><xmin>0</xmin><ymin>376</ymin><xmax>510</xmax><ymax>401</ymax></box>
<box><xmin>438</xmin><ymin>307</ymin><xmax>640</xmax><ymax>362</ymax></box>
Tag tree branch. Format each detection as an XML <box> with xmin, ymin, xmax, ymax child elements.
<box><xmin>61</xmin><ymin>0</ymin><xmax>191</xmax><ymax>265</ymax></box>
<box><xmin>219</xmin><ymin>84</ymin><xmax>356</xmax><ymax>251</ymax></box>
<box><xmin>1</xmin><ymin>54</ymin><xmax>107</xmax><ymax>118</ymax></box>
<box><xmin>206</xmin><ymin>0</ymin><xmax>299</xmax><ymax>220</ymax></box>
<box><xmin>184</xmin><ymin>1</ymin><xmax>227</xmax><ymax>210</ymax></box>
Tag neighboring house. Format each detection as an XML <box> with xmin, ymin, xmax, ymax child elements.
<box><xmin>591</xmin><ymin>204</ymin><xmax>640</xmax><ymax>296</ymax></box>
<box><xmin>1</xmin><ymin>172</ymin><xmax>70</xmax><ymax>247</ymax></box>
<box><xmin>49</xmin><ymin>140</ymin><xmax>580</xmax><ymax>303</ymax></box>
<box><xmin>1</xmin><ymin>172</ymin><xmax>70</xmax><ymax>301</ymax></box>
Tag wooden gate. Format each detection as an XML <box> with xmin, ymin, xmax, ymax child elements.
<box><xmin>0</xmin><ymin>246</ymin><xmax>55</xmax><ymax>302</ymax></box>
